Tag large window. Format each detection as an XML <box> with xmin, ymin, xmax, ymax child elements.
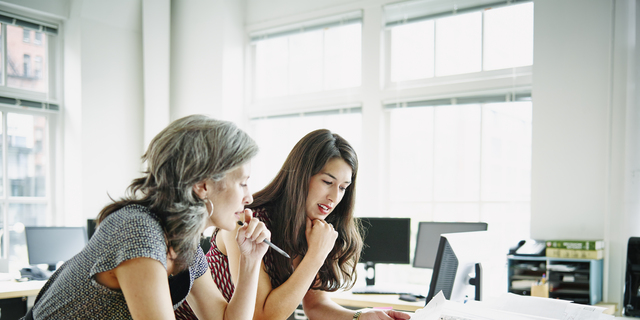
<box><xmin>251</xmin><ymin>11</ymin><xmax>362</xmax><ymax>100</ymax></box>
<box><xmin>245</xmin><ymin>1</ymin><xmax>533</xmax><ymax>292</ymax></box>
<box><xmin>0</xmin><ymin>11</ymin><xmax>60</xmax><ymax>269</ymax></box>
<box><xmin>376</xmin><ymin>0</ymin><xmax>533</xmax><ymax>289</ymax></box>
<box><xmin>387</xmin><ymin>98</ymin><xmax>532</xmax><ymax>249</ymax></box>
<box><xmin>387</xmin><ymin>1</ymin><xmax>533</xmax><ymax>82</ymax></box>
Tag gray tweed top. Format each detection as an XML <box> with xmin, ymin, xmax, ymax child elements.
<box><xmin>28</xmin><ymin>204</ymin><xmax>208</xmax><ymax>319</ymax></box>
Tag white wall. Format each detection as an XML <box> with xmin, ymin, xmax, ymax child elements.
<box><xmin>532</xmin><ymin>0</ymin><xmax>640</xmax><ymax>309</ymax></box>
<box><xmin>170</xmin><ymin>0</ymin><xmax>245</xmax><ymax>124</ymax></box>
<box><xmin>64</xmin><ymin>0</ymin><xmax>145</xmax><ymax>222</ymax></box>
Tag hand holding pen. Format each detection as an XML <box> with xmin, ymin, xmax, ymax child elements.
<box><xmin>237</xmin><ymin>209</ymin><xmax>290</xmax><ymax>259</ymax></box>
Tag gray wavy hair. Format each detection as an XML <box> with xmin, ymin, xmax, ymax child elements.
<box><xmin>98</xmin><ymin>114</ymin><xmax>259</xmax><ymax>272</ymax></box>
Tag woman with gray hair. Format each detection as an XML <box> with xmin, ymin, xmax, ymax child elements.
<box><xmin>23</xmin><ymin>115</ymin><xmax>269</xmax><ymax>320</ymax></box>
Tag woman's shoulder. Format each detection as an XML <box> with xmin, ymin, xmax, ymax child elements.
<box><xmin>101</xmin><ymin>204</ymin><xmax>162</xmax><ymax>233</ymax></box>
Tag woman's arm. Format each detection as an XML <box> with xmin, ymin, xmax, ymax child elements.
<box><xmin>220</xmin><ymin>217</ymin><xmax>337</xmax><ymax>320</ymax></box>
<box><xmin>190</xmin><ymin>211</ymin><xmax>268</xmax><ymax>320</ymax></box>
<box><xmin>187</xmin><ymin>261</ymin><xmax>262</xmax><ymax>320</ymax></box>
<box><xmin>114</xmin><ymin>257</ymin><xmax>176</xmax><ymax>320</ymax></box>
<box><xmin>302</xmin><ymin>290</ymin><xmax>412</xmax><ymax>320</ymax></box>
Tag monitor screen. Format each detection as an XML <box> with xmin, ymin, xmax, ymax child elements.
<box><xmin>25</xmin><ymin>227</ymin><xmax>87</xmax><ymax>270</ymax></box>
<box><xmin>87</xmin><ymin>219</ymin><xmax>97</xmax><ymax>240</ymax></box>
<box><xmin>359</xmin><ymin>217</ymin><xmax>410</xmax><ymax>264</ymax></box>
<box><xmin>413</xmin><ymin>222</ymin><xmax>488</xmax><ymax>268</ymax></box>
<box><xmin>426</xmin><ymin>231</ymin><xmax>489</xmax><ymax>304</ymax></box>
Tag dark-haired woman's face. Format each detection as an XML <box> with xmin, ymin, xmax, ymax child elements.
<box><xmin>305</xmin><ymin>158</ymin><xmax>352</xmax><ymax>221</ymax></box>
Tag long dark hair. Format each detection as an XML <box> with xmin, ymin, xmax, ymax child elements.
<box><xmin>97</xmin><ymin>115</ymin><xmax>258</xmax><ymax>272</ymax></box>
<box><xmin>249</xmin><ymin>129</ymin><xmax>362</xmax><ymax>291</ymax></box>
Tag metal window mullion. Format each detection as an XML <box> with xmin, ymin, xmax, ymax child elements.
<box><xmin>431</xmin><ymin>107</ymin><xmax>436</xmax><ymax>218</ymax></box>
<box><xmin>2</xmin><ymin>112</ymin><xmax>7</xmax><ymax>259</ymax></box>
<box><xmin>2</xmin><ymin>23</ymin><xmax>6</xmax><ymax>88</ymax></box>
<box><xmin>478</xmin><ymin>104</ymin><xmax>484</xmax><ymax>219</ymax></box>
<box><xmin>480</xmin><ymin>10</ymin><xmax>485</xmax><ymax>72</ymax></box>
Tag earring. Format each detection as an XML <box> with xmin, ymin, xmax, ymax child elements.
<box><xmin>205</xmin><ymin>198</ymin><xmax>214</xmax><ymax>217</ymax></box>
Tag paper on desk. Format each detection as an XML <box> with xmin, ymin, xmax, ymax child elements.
<box><xmin>410</xmin><ymin>291</ymin><xmax>445</xmax><ymax>320</ymax></box>
<box><xmin>562</xmin><ymin>304</ymin><xmax>614</xmax><ymax>320</ymax></box>
<box><xmin>481</xmin><ymin>293</ymin><xmax>570</xmax><ymax>319</ymax></box>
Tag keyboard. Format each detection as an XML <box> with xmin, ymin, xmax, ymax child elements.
<box><xmin>351</xmin><ymin>284</ymin><xmax>426</xmax><ymax>297</ymax></box>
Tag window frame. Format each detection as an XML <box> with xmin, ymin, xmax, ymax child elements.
<box><xmin>382</xmin><ymin>1</ymin><xmax>533</xmax><ymax>90</ymax></box>
<box><xmin>247</xmin><ymin>10</ymin><xmax>364</xmax><ymax>118</ymax></box>
<box><xmin>0</xmin><ymin>8</ymin><xmax>61</xmax><ymax>261</ymax></box>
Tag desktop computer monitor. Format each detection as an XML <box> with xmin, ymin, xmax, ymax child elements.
<box><xmin>87</xmin><ymin>219</ymin><xmax>97</xmax><ymax>240</ymax></box>
<box><xmin>425</xmin><ymin>231</ymin><xmax>492</xmax><ymax>305</ymax></box>
<box><xmin>426</xmin><ymin>231</ymin><xmax>489</xmax><ymax>304</ymax></box>
<box><xmin>413</xmin><ymin>222</ymin><xmax>488</xmax><ymax>269</ymax></box>
<box><xmin>358</xmin><ymin>217</ymin><xmax>410</xmax><ymax>286</ymax></box>
<box><xmin>25</xmin><ymin>226</ymin><xmax>88</xmax><ymax>271</ymax></box>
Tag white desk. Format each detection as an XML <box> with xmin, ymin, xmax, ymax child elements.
<box><xmin>329</xmin><ymin>290</ymin><xmax>425</xmax><ymax>312</ymax></box>
<box><xmin>0</xmin><ymin>280</ymin><xmax>45</xmax><ymax>300</ymax></box>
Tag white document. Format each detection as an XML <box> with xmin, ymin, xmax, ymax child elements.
<box><xmin>561</xmin><ymin>304</ymin><xmax>613</xmax><ymax>320</ymax></box>
<box><xmin>410</xmin><ymin>291</ymin><xmax>445</xmax><ymax>320</ymax></box>
<box><xmin>481</xmin><ymin>293</ymin><xmax>570</xmax><ymax>319</ymax></box>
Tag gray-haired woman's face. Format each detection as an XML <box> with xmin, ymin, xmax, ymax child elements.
<box><xmin>206</xmin><ymin>162</ymin><xmax>253</xmax><ymax>231</ymax></box>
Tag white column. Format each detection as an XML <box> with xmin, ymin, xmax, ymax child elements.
<box><xmin>142</xmin><ymin>0</ymin><xmax>171</xmax><ymax>149</ymax></box>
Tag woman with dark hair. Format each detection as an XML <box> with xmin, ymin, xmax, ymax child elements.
<box><xmin>175</xmin><ymin>129</ymin><xmax>410</xmax><ymax>320</ymax></box>
<box><xmin>24</xmin><ymin>115</ymin><xmax>270</xmax><ymax>320</ymax></box>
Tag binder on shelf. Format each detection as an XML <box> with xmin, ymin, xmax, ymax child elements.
<box><xmin>546</xmin><ymin>248</ymin><xmax>604</xmax><ymax>260</ymax></box>
<box><xmin>545</xmin><ymin>239</ymin><xmax>604</xmax><ymax>251</ymax></box>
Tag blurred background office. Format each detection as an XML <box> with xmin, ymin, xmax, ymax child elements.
<box><xmin>0</xmin><ymin>0</ymin><xmax>637</xmax><ymax>313</ymax></box>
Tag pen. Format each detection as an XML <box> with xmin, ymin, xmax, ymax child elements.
<box><xmin>237</xmin><ymin>220</ymin><xmax>290</xmax><ymax>258</ymax></box>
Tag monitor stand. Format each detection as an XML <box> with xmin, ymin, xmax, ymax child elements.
<box><xmin>365</xmin><ymin>261</ymin><xmax>376</xmax><ymax>286</ymax></box>
<box><xmin>468</xmin><ymin>262</ymin><xmax>482</xmax><ymax>301</ymax></box>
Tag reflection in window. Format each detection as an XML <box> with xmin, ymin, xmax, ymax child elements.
<box><xmin>9</xmin><ymin>203</ymin><xmax>47</xmax><ymax>269</ymax></box>
<box><xmin>34</xmin><ymin>56</ymin><xmax>42</xmax><ymax>78</ymax></box>
<box><xmin>7</xmin><ymin>25</ymin><xmax>49</xmax><ymax>92</ymax></box>
<box><xmin>23</xmin><ymin>54</ymin><xmax>31</xmax><ymax>77</ymax></box>
<box><xmin>22</xmin><ymin>28</ymin><xmax>30</xmax><ymax>42</ymax></box>
<box><xmin>34</xmin><ymin>32</ymin><xmax>42</xmax><ymax>45</ymax></box>
<box><xmin>8</xmin><ymin>113</ymin><xmax>47</xmax><ymax>198</ymax></box>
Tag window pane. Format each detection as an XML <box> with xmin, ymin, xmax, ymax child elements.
<box><xmin>481</xmin><ymin>102</ymin><xmax>532</xmax><ymax>201</ymax></box>
<box><xmin>0</xmin><ymin>24</ymin><xmax>4</xmax><ymax>86</ymax></box>
<box><xmin>435</xmin><ymin>12</ymin><xmax>482</xmax><ymax>77</ymax></box>
<box><xmin>433</xmin><ymin>104</ymin><xmax>481</xmax><ymax>201</ymax></box>
<box><xmin>389</xmin><ymin>107</ymin><xmax>434</xmax><ymax>202</ymax></box>
<box><xmin>254</xmin><ymin>22</ymin><xmax>362</xmax><ymax>100</ymax></box>
<box><xmin>0</xmin><ymin>205</ymin><xmax>3</xmax><ymax>258</ymax></box>
<box><xmin>255</xmin><ymin>37</ymin><xmax>289</xmax><ymax>99</ymax></box>
<box><xmin>249</xmin><ymin>113</ymin><xmax>362</xmax><ymax>191</ymax></box>
<box><xmin>289</xmin><ymin>30</ymin><xmax>323</xmax><ymax>95</ymax></box>
<box><xmin>324</xmin><ymin>23</ymin><xmax>361</xmax><ymax>90</ymax></box>
<box><xmin>390</xmin><ymin>20</ymin><xmax>435</xmax><ymax>82</ymax></box>
<box><xmin>0</xmin><ymin>114</ymin><xmax>3</xmax><ymax>197</ymax></box>
<box><xmin>8</xmin><ymin>203</ymin><xmax>47</xmax><ymax>269</ymax></box>
<box><xmin>483</xmin><ymin>3</ymin><xmax>534</xmax><ymax>71</ymax></box>
<box><xmin>7</xmin><ymin>25</ymin><xmax>48</xmax><ymax>92</ymax></box>
<box><xmin>8</xmin><ymin>113</ymin><xmax>47</xmax><ymax>197</ymax></box>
